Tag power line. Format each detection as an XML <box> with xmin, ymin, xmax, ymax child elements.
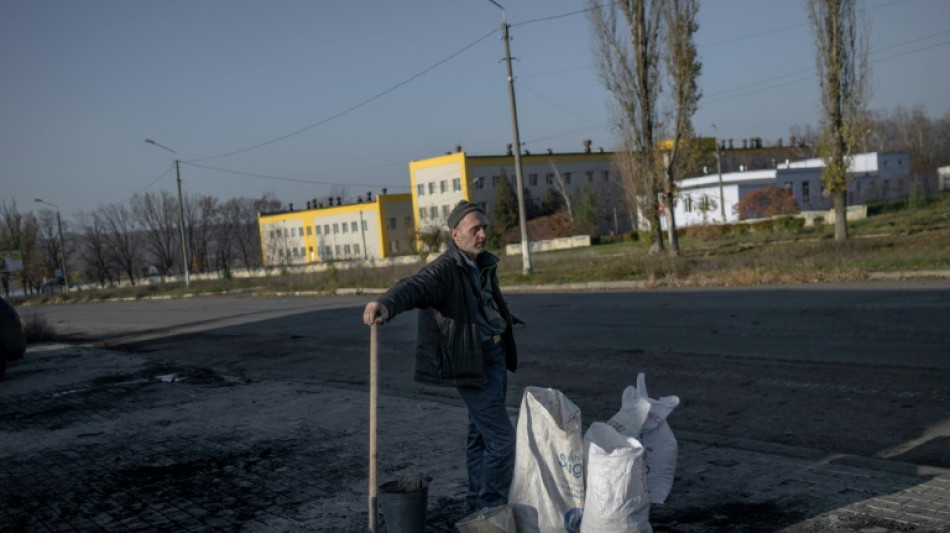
<box><xmin>183</xmin><ymin>161</ymin><xmax>409</xmax><ymax>190</ymax></box>
<box><xmin>187</xmin><ymin>28</ymin><xmax>499</xmax><ymax>164</ymax></box>
<box><xmin>133</xmin><ymin>165</ymin><xmax>174</xmax><ymax>196</ymax></box>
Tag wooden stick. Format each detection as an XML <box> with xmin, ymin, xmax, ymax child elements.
<box><xmin>368</xmin><ymin>324</ymin><xmax>378</xmax><ymax>533</ymax></box>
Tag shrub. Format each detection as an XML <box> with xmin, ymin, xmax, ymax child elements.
<box><xmin>23</xmin><ymin>313</ymin><xmax>57</xmax><ymax>344</ymax></box>
<box><xmin>735</xmin><ymin>186</ymin><xmax>801</xmax><ymax>220</ymax></box>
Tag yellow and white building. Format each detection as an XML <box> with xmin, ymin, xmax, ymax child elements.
<box><xmin>258</xmin><ymin>193</ymin><xmax>414</xmax><ymax>266</ymax></box>
<box><xmin>410</xmin><ymin>143</ymin><xmax>627</xmax><ymax>237</ymax></box>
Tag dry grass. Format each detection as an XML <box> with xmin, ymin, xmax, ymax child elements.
<box><xmin>13</xmin><ymin>194</ymin><xmax>950</xmax><ymax>303</ymax></box>
<box><xmin>22</xmin><ymin>312</ymin><xmax>58</xmax><ymax>343</ymax></box>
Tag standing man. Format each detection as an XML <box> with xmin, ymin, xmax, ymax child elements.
<box><xmin>362</xmin><ymin>200</ymin><xmax>518</xmax><ymax>512</ymax></box>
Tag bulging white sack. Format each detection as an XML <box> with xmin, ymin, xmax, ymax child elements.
<box><xmin>606</xmin><ymin>373</ymin><xmax>679</xmax><ymax>504</ymax></box>
<box><xmin>581</xmin><ymin>422</ymin><xmax>652</xmax><ymax>533</ymax></box>
<box><xmin>509</xmin><ymin>386</ymin><xmax>586</xmax><ymax>533</ymax></box>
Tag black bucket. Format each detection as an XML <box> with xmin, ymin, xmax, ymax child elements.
<box><xmin>378</xmin><ymin>476</ymin><xmax>429</xmax><ymax>533</ymax></box>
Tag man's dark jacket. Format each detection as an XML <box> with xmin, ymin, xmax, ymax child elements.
<box><xmin>376</xmin><ymin>241</ymin><xmax>517</xmax><ymax>387</ymax></box>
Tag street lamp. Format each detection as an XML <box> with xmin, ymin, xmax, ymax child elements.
<box><xmin>488</xmin><ymin>0</ymin><xmax>532</xmax><ymax>274</ymax></box>
<box><xmin>711</xmin><ymin>124</ymin><xmax>726</xmax><ymax>223</ymax></box>
<box><xmin>145</xmin><ymin>138</ymin><xmax>190</xmax><ymax>288</ymax></box>
<box><xmin>34</xmin><ymin>198</ymin><xmax>70</xmax><ymax>294</ymax></box>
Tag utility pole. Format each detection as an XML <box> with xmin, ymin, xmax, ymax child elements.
<box><xmin>490</xmin><ymin>0</ymin><xmax>532</xmax><ymax>274</ymax></box>
<box><xmin>145</xmin><ymin>139</ymin><xmax>191</xmax><ymax>288</ymax></box>
<box><xmin>712</xmin><ymin>124</ymin><xmax>726</xmax><ymax>222</ymax></box>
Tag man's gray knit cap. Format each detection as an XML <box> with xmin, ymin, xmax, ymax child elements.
<box><xmin>447</xmin><ymin>200</ymin><xmax>485</xmax><ymax>229</ymax></box>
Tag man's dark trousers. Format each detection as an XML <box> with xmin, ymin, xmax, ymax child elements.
<box><xmin>456</xmin><ymin>342</ymin><xmax>515</xmax><ymax>510</ymax></box>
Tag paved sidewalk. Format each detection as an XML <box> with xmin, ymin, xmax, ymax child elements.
<box><xmin>1</xmin><ymin>345</ymin><xmax>948</xmax><ymax>532</ymax></box>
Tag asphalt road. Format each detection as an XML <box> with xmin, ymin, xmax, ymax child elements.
<box><xmin>25</xmin><ymin>280</ymin><xmax>950</xmax><ymax>468</ymax></box>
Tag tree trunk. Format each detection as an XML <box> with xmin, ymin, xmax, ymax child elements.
<box><xmin>834</xmin><ymin>190</ymin><xmax>848</xmax><ymax>241</ymax></box>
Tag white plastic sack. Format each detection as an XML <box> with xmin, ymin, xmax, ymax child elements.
<box><xmin>509</xmin><ymin>386</ymin><xmax>585</xmax><ymax>533</ymax></box>
<box><xmin>606</xmin><ymin>373</ymin><xmax>679</xmax><ymax>504</ymax></box>
<box><xmin>581</xmin><ymin>422</ymin><xmax>652</xmax><ymax>533</ymax></box>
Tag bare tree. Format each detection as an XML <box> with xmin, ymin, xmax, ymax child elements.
<box><xmin>548</xmin><ymin>160</ymin><xmax>575</xmax><ymax>222</ymax></box>
<box><xmin>131</xmin><ymin>191</ymin><xmax>179</xmax><ymax>278</ymax></box>
<box><xmin>807</xmin><ymin>0</ymin><xmax>871</xmax><ymax>241</ymax></box>
<box><xmin>101</xmin><ymin>203</ymin><xmax>141</xmax><ymax>286</ymax></box>
<box><xmin>76</xmin><ymin>210</ymin><xmax>114</xmax><ymax>287</ymax></box>
<box><xmin>0</xmin><ymin>200</ymin><xmax>41</xmax><ymax>293</ymax></box>
<box><xmin>589</xmin><ymin>0</ymin><xmax>665</xmax><ymax>253</ymax></box>
<box><xmin>658</xmin><ymin>0</ymin><xmax>702</xmax><ymax>255</ymax></box>
<box><xmin>35</xmin><ymin>209</ymin><xmax>62</xmax><ymax>282</ymax></box>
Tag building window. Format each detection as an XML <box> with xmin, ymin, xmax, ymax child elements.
<box><xmin>278</xmin><ymin>248</ymin><xmax>284</xmax><ymax>257</ymax></box>
<box><xmin>475</xmin><ymin>177</ymin><xmax>485</xmax><ymax>190</ymax></box>
<box><xmin>344</xmin><ymin>244</ymin><xmax>351</xmax><ymax>255</ymax></box>
<box><xmin>442</xmin><ymin>205</ymin><xmax>449</xmax><ymax>218</ymax></box>
<box><xmin>292</xmin><ymin>247</ymin><xmax>298</xmax><ymax>256</ymax></box>
<box><xmin>785</xmin><ymin>181</ymin><xmax>793</xmax><ymax>195</ymax></box>
<box><xmin>291</xmin><ymin>227</ymin><xmax>296</xmax><ymax>237</ymax></box>
<box><xmin>802</xmin><ymin>181</ymin><xmax>811</xmax><ymax>203</ymax></box>
<box><xmin>428</xmin><ymin>182</ymin><xmax>435</xmax><ymax>194</ymax></box>
<box><xmin>602</xmin><ymin>170</ymin><xmax>610</xmax><ymax>181</ymax></box>
<box><xmin>299</xmin><ymin>226</ymin><xmax>304</xmax><ymax>236</ymax></box>
<box><xmin>324</xmin><ymin>224</ymin><xmax>330</xmax><ymax>234</ymax></box>
<box><xmin>341</xmin><ymin>222</ymin><xmax>347</xmax><ymax>233</ymax></box>
<box><xmin>354</xmin><ymin>244</ymin><xmax>360</xmax><ymax>255</ymax></box>
<box><xmin>684</xmin><ymin>196</ymin><xmax>692</xmax><ymax>213</ymax></box>
<box><xmin>419</xmin><ymin>208</ymin><xmax>426</xmax><ymax>220</ymax></box>
<box><xmin>325</xmin><ymin>246</ymin><xmax>332</xmax><ymax>257</ymax></box>
<box><xmin>388</xmin><ymin>217</ymin><xmax>397</xmax><ymax>229</ymax></box>
<box><xmin>440</xmin><ymin>180</ymin><xmax>447</xmax><ymax>193</ymax></box>
<box><xmin>417</xmin><ymin>184</ymin><xmax>425</xmax><ymax>196</ymax></box>
<box><xmin>335</xmin><ymin>245</ymin><xmax>341</xmax><ymax>256</ymax></box>
<box><xmin>529</xmin><ymin>174</ymin><xmax>538</xmax><ymax>186</ymax></box>
<box><xmin>333</xmin><ymin>223</ymin><xmax>339</xmax><ymax>234</ymax></box>
<box><xmin>284</xmin><ymin>228</ymin><xmax>289</xmax><ymax>238</ymax></box>
<box><xmin>565</xmin><ymin>172</ymin><xmax>572</xmax><ymax>184</ymax></box>
<box><xmin>300</xmin><ymin>247</ymin><xmax>305</xmax><ymax>257</ymax></box>
<box><xmin>269</xmin><ymin>230</ymin><xmax>275</xmax><ymax>239</ymax></box>
<box><xmin>492</xmin><ymin>175</ymin><xmax>499</xmax><ymax>188</ymax></box>
<box><xmin>316</xmin><ymin>225</ymin><xmax>321</xmax><ymax>235</ymax></box>
<box><xmin>452</xmin><ymin>178</ymin><xmax>461</xmax><ymax>191</ymax></box>
<box><xmin>362</xmin><ymin>220</ymin><xmax>368</xmax><ymax>231</ymax></box>
<box><xmin>405</xmin><ymin>216</ymin><xmax>413</xmax><ymax>228</ymax></box>
<box><xmin>306</xmin><ymin>226</ymin><xmax>312</xmax><ymax>236</ymax></box>
<box><xmin>429</xmin><ymin>206</ymin><xmax>438</xmax><ymax>219</ymax></box>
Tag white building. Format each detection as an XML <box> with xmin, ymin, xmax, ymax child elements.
<box><xmin>673</xmin><ymin>151</ymin><xmax>912</xmax><ymax>227</ymax></box>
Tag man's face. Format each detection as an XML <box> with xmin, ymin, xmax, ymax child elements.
<box><xmin>451</xmin><ymin>211</ymin><xmax>488</xmax><ymax>258</ymax></box>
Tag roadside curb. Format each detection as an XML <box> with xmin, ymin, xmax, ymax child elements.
<box><xmin>678</xmin><ymin>429</ymin><xmax>950</xmax><ymax>478</ymax></box>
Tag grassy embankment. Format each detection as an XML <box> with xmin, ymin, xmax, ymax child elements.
<box><xmin>22</xmin><ymin>194</ymin><xmax>950</xmax><ymax>304</ymax></box>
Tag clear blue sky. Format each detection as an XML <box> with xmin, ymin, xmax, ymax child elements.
<box><xmin>3</xmin><ymin>0</ymin><xmax>948</xmax><ymax>218</ymax></box>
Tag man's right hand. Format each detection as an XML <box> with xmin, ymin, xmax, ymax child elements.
<box><xmin>363</xmin><ymin>301</ymin><xmax>390</xmax><ymax>326</ymax></box>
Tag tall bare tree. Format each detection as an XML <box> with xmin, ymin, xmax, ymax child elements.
<box><xmin>76</xmin><ymin>209</ymin><xmax>114</xmax><ymax>287</ymax></box>
<box><xmin>590</xmin><ymin>0</ymin><xmax>701</xmax><ymax>255</ymax></box>
<box><xmin>807</xmin><ymin>0</ymin><xmax>870</xmax><ymax>241</ymax></box>
<box><xmin>131</xmin><ymin>191</ymin><xmax>179</xmax><ymax>278</ymax></box>
<box><xmin>659</xmin><ymin>0</ymin><xmax>702</xmax><ymax>255</ymax></box>
<box><xmin>101</xmin><ymin>203</ymin><xmax>141</xmax><ymax>286</ymax></box>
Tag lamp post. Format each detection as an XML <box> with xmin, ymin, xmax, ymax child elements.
<box><xmin>488</xmin><ymin>0</ymin><xmax>532</xmax><ymax>274</ymax></box>
<box><xmin>711</xmin><ymin>124</ymin><xmax>726</xmax><ymax>223</ymax></box>
<box><xmin>34</xmin><ymin>198</ymin><xmax>69</xmax><ymax>294</ymax></box>
<box><xmin>145</xmin><ymin>138</ymin><xmax>190</xmax><ymax>288</ymax></box>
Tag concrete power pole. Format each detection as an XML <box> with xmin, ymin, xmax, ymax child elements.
<box><xmin>491</xmin><ymin>1</ymin><xmax>532</xmax><ymax>274</ymax></box>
